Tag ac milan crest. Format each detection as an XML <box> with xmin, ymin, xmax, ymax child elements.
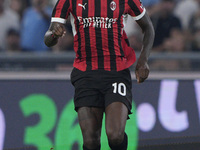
<box><xmin>110</xmin><ymin>1</ymin><xmax>116</xmax><ymax>11</ymax></box>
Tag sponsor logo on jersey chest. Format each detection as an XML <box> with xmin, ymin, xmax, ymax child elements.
<box><xmin>77</xmin><ymin>16</ymin><xmax>118</xmax><ymax>28</ymax></box>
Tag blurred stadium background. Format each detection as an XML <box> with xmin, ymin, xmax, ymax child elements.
<box><xmin>0</xmin><ymin>0</ymin><xmax>200</xmax><ymax>149</ymax></box>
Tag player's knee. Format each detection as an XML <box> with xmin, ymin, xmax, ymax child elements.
<box><xmin>106</xmin><ymin>128</ymin><xmax>124</xmax><ymax>145</ymax></box>
<box><xmin>84</xmin><ymin>137</ymin><xmax>100</xmax><ymax>149</ymax></box>
<box><xmin>83</xmin><ymin>130</ymin><xmax>101</xmax><ymax>148</ymax></box>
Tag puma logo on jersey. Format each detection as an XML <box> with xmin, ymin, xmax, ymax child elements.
<box><xmin>78</xmin><ymin>3</ymin><xmax>87</xmax><ymax>10</ymax></box>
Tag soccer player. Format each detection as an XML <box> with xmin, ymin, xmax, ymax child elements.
<box><xmin>44</xmin><ymin>0</ymin><xmax>154</xmax><ymax>149</ymax></box>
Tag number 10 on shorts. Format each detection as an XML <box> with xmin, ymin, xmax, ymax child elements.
<box><xmin>112</xmin><ymin>82</ymin><xmax>126</xmax><ymax>96</ymax></box>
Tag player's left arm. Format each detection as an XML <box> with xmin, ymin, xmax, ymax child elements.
<box><xmin>135</xmin><ymin>13</ymin><xmax>155</xmax><ymax>83</ymax></box>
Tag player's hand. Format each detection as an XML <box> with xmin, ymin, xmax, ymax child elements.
<box><xmin>52</xmin><ymin>23</ymin><xmax>66</xmax><ymax>38</ymax></box>
<box><xmin>135</xmin><ymin>59</ymin><xmax>149</xmax><ymax>83</ymax></box>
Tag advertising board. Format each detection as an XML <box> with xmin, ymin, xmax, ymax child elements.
<box><xmin>0</xmin><ymin>79</ymin><xmax>200</xmax><ymax>149</ymax></box>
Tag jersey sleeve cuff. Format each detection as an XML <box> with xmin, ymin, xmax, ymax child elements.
<box><xmin>51</xmin><ymin>17</ymin><xmax>67</xmax><ymax>24</ymax></box>
<box><xmin>132</xmin><ymin>8</ymin><xmax>146</xmax><ymax>21</ymax></box>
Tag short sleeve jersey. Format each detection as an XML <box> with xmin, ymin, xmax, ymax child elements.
<box><xmin>51</xmin><ymin>0</ymin><xmax>146</xmax><ymax>71</ymax></box>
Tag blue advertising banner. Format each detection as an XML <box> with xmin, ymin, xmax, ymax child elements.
<box><xmin>0</xmin><ymin>79</ymin><xmax>200</xmax><ymax>150</ymax></box>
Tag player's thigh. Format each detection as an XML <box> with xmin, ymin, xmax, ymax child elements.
<box><xmin>105</xmin><ymin>102</ymin><xmax>128</xmax><ymax>138</ymax></box>
<box><xmin>104</xmin><ymin>68</ymin><xmax>132</xmax><ymax>116</ymax></box>
<box><xmin>78</xmin><ymin>107</ymin><xmax>104</xmax><ymax>139</ymax></box>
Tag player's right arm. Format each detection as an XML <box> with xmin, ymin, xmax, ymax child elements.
<box><xmin>44</xmin><ymin>0</ymin><xmax>71</xmax><ymax>47</ymax></box>
<box><xmin>44</xmin><ymin>22</ymin><xmax>66</xmax><ymax>47</ymax></box>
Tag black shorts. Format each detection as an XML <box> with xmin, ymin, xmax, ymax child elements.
<box><xmin>70</xmin><ymin>68</ymin><xmax>132</xmax><ymax>115</ymax></box>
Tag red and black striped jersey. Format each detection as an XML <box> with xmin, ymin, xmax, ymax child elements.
<box><xmin>51</xmin><ymin>0</ymin><xmax>146</xmax><ymax>71</ymax></box>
